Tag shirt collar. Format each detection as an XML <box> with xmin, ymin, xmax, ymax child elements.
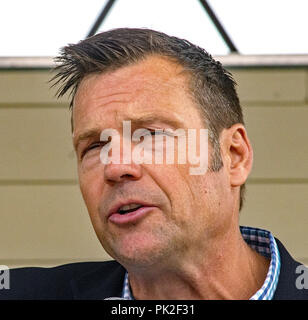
<box><xmin>122</xmin><ymin>226</ymin><xmax>281</xmax><ymax>300</ymax></box>
<box><xmin>241</xmin><ymin>226</ymin><xmax>281</xmax><ymax>300</ymax></box>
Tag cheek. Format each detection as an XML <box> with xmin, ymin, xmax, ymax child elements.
<box><xmin>176</xmin><ymin>163</ymin><xmax>223</xmax><ymax>221</ymax></box>
<box><xmin>147</xmin><ymin>163</ymin><xmax>195</xmax><ymax>217</ymax></box>
<box><xmin>196</xmin><ymin>171</ymin><xmax>232</xmax><ymax>228</ymax></box>
<box><xmin>78</xmin><ymin>162</ymin><xmax>104</xmax><ymax>216</ymax></box>
<box><xmin>79</xmin><ymin>152</ymin><xmax>102</xmax><ymax>173</ymax></box>
<box><xmin>78</xmin><ymin>170</ymin><xmax>108</xmax><ymax>244</ymax></box>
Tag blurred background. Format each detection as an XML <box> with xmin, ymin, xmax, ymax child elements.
<box><xmin>0</xmin><ymin>0</ymin><xmax>307</xmax><ymax>268</ymax></box>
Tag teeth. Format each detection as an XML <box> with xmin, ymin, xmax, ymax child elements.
<box><xmin>119</xmin><ymin>203</ymin><xmax>142</xmax><ymax>212</ymax></box>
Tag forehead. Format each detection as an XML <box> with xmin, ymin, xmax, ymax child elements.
<box><xmin>73</xmin><ymin>55</ymin><xmax>202</xmax><ymax>133</ymax></box>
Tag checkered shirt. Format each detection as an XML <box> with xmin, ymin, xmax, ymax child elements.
<box><xmin>122</xmin><ymin>226</ymin><xmax>281</xmax><ymax>300</ymax></box>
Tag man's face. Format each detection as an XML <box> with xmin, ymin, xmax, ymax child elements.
<box><xmin>73</xmin><ymin>56</ymin><xmax>231</xmax><ymax>268</ymax></box>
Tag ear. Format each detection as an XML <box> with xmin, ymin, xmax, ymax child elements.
<box><xmin>220</xmin><ymin>124</ymin><xmax>253</xmax><ymax>187</ymax></box>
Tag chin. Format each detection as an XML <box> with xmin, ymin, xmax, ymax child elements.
<box><xmin>106</xmin><ymin>235</ymin><xmax>173</xmax><ymax>269</ymax></box>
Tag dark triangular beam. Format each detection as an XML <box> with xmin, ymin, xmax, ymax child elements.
<box><xmin>87</xmin><ymin>0</ymin><xmax>117</xmax><ymax>38</ymax></box>
<box><xmin>198</xmin><ymin>0</ymin><xmax>238</xmax><ymax>53</ymax></box>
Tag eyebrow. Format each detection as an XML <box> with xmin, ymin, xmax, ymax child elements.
<box><xmin>73</xmin><ymin>128</ymin><xmax>101</xmax><ymax>152</ymax></box>
<box><xmin>73</xmin><ymin>114</ymin><xmax>185</xmax><ymax>152</ymax></box>
<box><xmin>129</xmin><ymin>114</ymin><xmax>184</xmax><ymax>129</ymax></box>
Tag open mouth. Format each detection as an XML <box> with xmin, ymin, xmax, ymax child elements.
<box><xmin>118</xmin><ymin>203</ymin><xmax>143</xmax><ymax>215</ymax></box>
<box><xmin>108</xmin><ymin>201</ymin><xmax>156</xmax><ymax>224</ymax></box>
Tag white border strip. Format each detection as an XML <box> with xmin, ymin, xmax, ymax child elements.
<box><xmin>216</xmin><ymin>54</ymin><xmax>308</xmax><ymax>67</ymax></box>
<box><xmin>1</xmin><ymin>54</ymin><xmax>308</xmax><ymax>69</ymax></box>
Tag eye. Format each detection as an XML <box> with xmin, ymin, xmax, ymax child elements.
<box><xmin>148</xmin><ymin>129</ymin><xmax>165</xmax><ymax>136</ymax></box>
<box><xmin>81</xmin><ymin>142</ymin><xmax>104</xmax><ymax>159</ymax></box>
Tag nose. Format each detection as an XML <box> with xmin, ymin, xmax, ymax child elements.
<box><xmin>104</xmin><ymin>162</ymin><xmax>142</xmax><ymax>184</ymax></box>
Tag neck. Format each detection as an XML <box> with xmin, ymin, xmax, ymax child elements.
<box><xmin>127</xmin><ymin>228</ymin><xmax>270</xmax><ymax>300</ymax></box>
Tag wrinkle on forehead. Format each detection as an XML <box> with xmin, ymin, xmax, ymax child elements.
<box><xmin>72</xmin><ymin>55</ymin><xmax>197</xmax><ymax>136</ymax></box>
<box><xmin>74</xmin><ymin>55</ymin><xmax>189</xmax><ymax>109</ymax></box>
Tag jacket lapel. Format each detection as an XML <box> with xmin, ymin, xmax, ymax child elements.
<box><xmin>70</xmin><ymin>260</ymin><xmax>126</xmax><ymax>299</ymax></box>
<box><xmin>273</xmin><ymin>238</ymin><xmax>308</xmax><ymax>299</ymax></box>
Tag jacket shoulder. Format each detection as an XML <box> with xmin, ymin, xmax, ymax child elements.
<box><xmin>274</xmin><ymin>238</ymin><xmax>308</xmax><ymax>300</ymax></box>
<box><xmin>0</xmin><ymin>260</ymin><xmax>120</xmax><ymax>300</ymax></box>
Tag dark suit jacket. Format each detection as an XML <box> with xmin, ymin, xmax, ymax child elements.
<box><xmin>0</xmin><ymin>238</ymin><xmax>307</xmax><ymax>299</ymax></box>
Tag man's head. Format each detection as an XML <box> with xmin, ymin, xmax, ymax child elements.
<box><xmin>52</xmin><ymin>28</ymin><xmax>253</xmax><ymax>269</ymax></box>
<box><xmin>53</xmin><ymin>28</ymin><xmax>246</xmax><ymax>208</ymax></box>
